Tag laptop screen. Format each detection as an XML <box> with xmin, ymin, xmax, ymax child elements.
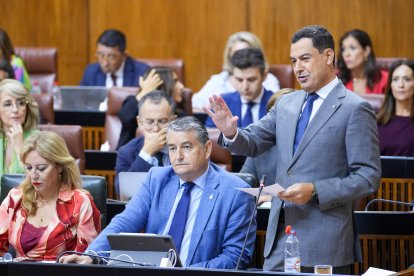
<box><xmin>59</xmin><ymin>86</ymin><xmax>108</xmax><ymax>111</ymax></box>
<box><xmin>118</xmin><ymin>172</ymin><xmax>147</xmax><ymax>202</ymax></box>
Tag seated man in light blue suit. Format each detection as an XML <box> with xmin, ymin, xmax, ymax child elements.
<box><xmin>60</xmin><ymin>117</ymin><xmax>256</xmax><ymax>269</ymax></box>
<box><xmin>205</xmin><ymin>48</ymin><xmax>273</xmax><ymax>128</ymax></box>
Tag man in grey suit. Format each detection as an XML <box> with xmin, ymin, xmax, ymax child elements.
<box><xmin>203</xmin><ymin>25</ymin><xmax>381</xmax><ymax>274</ymax></box>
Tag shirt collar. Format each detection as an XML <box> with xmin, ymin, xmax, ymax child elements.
<box><xmin>57</xmin><ymin>186</ymin><xmax>75</xmax><ymax>202</ymax></box>
<box><xmin>240</xmin><ymin>88</ymin><xmax>264</xmax><ymax>104</ymax></box>
<box><xmin>178</xmin><ymin>164</ymin><xmax>210</xmax><ymax>190</ymax></box>
<box><xmin>107</xmin><ymin>59</ymin><xmax>125</xmax><ymax>78</ymax></box>
<box><xmin>314</xmin><ymin>77</ymin><xmax>339</xmax><ymax>100</ymax></box>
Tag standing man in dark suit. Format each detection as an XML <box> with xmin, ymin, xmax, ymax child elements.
<box><xmin>80</xmin><ymin>29</ymin><xmax>148</xmax><ymax>88</ymax></box>
<box><xmin>115</xmin><ymin>90</ymin><xmax>176</xmax><ymax>194</ymax></box>
<box><xmin>205</xmin><ymin>48</ymin><xmax>273</xmax><ymax>128</ymax></box>
<box><xmin>204</xmin><ymin>25</ymin><xmax>381</xmax><ymax>274</ymax></box>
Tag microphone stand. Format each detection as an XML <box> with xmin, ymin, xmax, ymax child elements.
<box><xmin>365</xmin><ymin>198</ymin><xmax>414</xmax><ymax>211</ymax></box>
<box><xmin>235</xmin><ymin>175</ymin><xmax>266</xmax><ymax>270</ymax></box>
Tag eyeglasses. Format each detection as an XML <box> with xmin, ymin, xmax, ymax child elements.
<box><xmin>95</xmin><ymin>52</ymin><xmax>121</xmax><ymax>62</ymax></box>
<box><xmin>140</xmin><ymin>118</ymin><xmax>171</xmax><ymax>129</ymax></box>
<box><xmin>1</xmin><ymin>99</ymin><xmax>28</xmax><ymax>111</ymax></box>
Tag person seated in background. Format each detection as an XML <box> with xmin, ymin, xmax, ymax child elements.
<box><xmin>0</xmin><ymin>79</ymin><xmax>39</xmax><ymax>180</ymax></box>
<box><xmin>59</xmin><ymin>117</ymin><xmax>256</xmax><ymax>269</ymax></box>
<box><xmin>205</xmin><ymin>48</ymin><xmax>273</xmax><ymax>128</ymax></box>
<box><xmin>240</xmin><ymin>88</ymin><xmax>295</xmax><ymax>204</ymax></box>
<box><xmin>80</xmin><ymin>29</ymin><xmax>149</xmax><ymax>88</ymax></box>
<box><xmin>115</xmin><ymin>90</ymin><xmax>176</xmax><ymax>194</ymax></box>
<box><xmin>117</xmin><ymin>66</ymin><xmax>186</xmax><ymax>149</ymax></box>
<box><xmin>337</xmin><ymin>29</ymin><xmax>388</xmax><ymax>94</ymax></box>
<box><xmin>0</xmin><ymin>131</ymin><xmax>101</xmax><ymax>261</ymax></box>
<box><xmin>377</xmin><ymin>59</ymin><xmax>414</xmax><ymax>156</ymax></box>
<box><xmin>192</xmin><ymin>31</ymin><xmax>280</xmax><ymax>110</ymax></box>
<box><xmin>0</xmin><ymin>59</ymin><xmax>15</xmax><ymax>81</ymax></box>
<box><xmin>0</xmin><ymin>29</ymin><xmax>31</xmax><ymax>90</ymax></box>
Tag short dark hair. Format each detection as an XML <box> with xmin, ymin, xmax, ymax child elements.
<box><xmin>230</xmin><ymin>48</ymin><xmax>266</xmax><ymax>75</ymax></box>
<box><xmin>168</xmin><ymin>116</ymin><xmax>209</xmax><ymax>145</ymax></box>
<box><xmin>97</xmin><ymin>29</ymin><xmax>126</xmax><ymax>52</ymax></box>
<box><xmin>138</xmin><ymin>90</ymin><xmax>176</xmax><ymax>116</ymax></box>
<box><xmin>291</xmin><ymin>25</ymin><xmax>335</xmax><ymax>54</ymax></box>
<box><xmin>0</xmin><ymin>59</ymin><xmax>15</xmax><ymax>79</ymax></box>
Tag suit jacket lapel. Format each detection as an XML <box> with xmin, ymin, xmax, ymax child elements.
<box><xmin>160</xmin><ymin>173</ymin><xmax>181</xmax><ymax>228</ymax></box>
<box><xmin>291</xmin><ymin>85</ymin><xmax>344</xmax><ymax>165</ymax></box>
<box><xmin>186</xmin><ymin>166</ymin><xmax>219</xmax><ymax>265</ymax></box>
<box><xmin>123</xmin><ymin>57</ymin><xmax>134</xmax><ymax>86</ymax></box>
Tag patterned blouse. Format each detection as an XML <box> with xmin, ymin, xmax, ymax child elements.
<box><xmin>0</xmin><ymin>187</ymin><xmax>101</xmax><ymax>261</ymax></box>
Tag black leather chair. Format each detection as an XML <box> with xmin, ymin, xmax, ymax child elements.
<box><xmin>0</xmin><ymin>174</ymin><xmax>107</xmax><ymax>228</ymax></box>
<box><xmin>233</xmin><ymin>172</ymin><xmax>258</xmax><ymax>187</ymax></box>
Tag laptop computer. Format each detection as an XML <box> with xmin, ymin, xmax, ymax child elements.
<box><xmin>59</xmin><ymin>86</ymin><xmax>108</xmax><ymax>111</ymax></box>
<box><xmin>107</xmin><ymin>233</ymin><xmax>182</xmax><ymax>267</ymax></box>
<box><xmin>118</xmin><ymin>172</ymin><xmax>148</xmax><ymax>202</ymax></box>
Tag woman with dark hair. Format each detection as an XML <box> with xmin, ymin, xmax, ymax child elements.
<box><xmin>377</xmin><ymin>59</ymin><xmax>414</xmax><ymax>156</ymax></box>
<box><xmin>337</xmin><ymin>29</ymin><xmax>388</xmax><ymax>94</ymax></box>
<box><xmin>0</xmin><ymin>29</ymin><xmax>31</xmax><ymax>90</ymax></box>
<box><xmin>0</xmin><ymin>59</ymin><xmax>15</xmax><ymax>81</ymax></box>
<box><xmin>117</xmin><ymin>66</ymin><xmax>185</xmax><ymax>148</ymax></box>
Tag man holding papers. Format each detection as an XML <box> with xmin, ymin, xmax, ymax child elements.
<box><xmin>204</xmin><ymin>25</ymin><xmax>381</xmax><ymax>274</ymax></box>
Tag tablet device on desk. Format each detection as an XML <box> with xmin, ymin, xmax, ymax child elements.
<box><xmin>59</xmin><ymin>86</ymin><xmax>107</xmax><ymax>111</ymax></box>
<box><xmin>107</xmin><ymin>233</ymin><xmax>182</xmax><ymax>267</ymax></box>
<box><xmin>118</xmin><ymin>172</ymin><xmax>147</xmax><ymax>202</ymax></box>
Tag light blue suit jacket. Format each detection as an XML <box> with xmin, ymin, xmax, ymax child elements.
<box><xmin>88</xmin><ymin>163</ymin><xmax>256</xmax><ymax>269</ymax></box>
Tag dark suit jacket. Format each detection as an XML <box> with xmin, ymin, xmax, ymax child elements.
<box><xmin>80</xmin><ymin>56</ymin><xmax>148</xmax><ymax>87</ymax></box>
<box><xmin>117</xmin><ymin>95</ymin><xmax>187</xmax><ymax>149</ymax></box>
<box><xmin>205</xmin><ymin>89</ymin><xmax>273</xmax><ymax>128</ymax></box>
<box><xmin>115</xmin><ymin>136</ymin><xmax>167</xmax><ymax>194</ymax></box>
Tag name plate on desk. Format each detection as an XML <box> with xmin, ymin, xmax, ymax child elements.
<box><xmin>354</xmin><ymin>211</ymin><xmax>414</xmax><ymax>235</ymax></box>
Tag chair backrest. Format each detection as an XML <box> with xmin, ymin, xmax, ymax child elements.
<box><xmin>15</xmin><ymin>47</ymin><xmax>58</xmax><ymax>93</ymax></box>
<box><xmin>31</xmin><ymin>93</ymin><xmax>54</xmax><ymax>124</ymax></box>
<box><xmin>0</xmin><ymin>174</ymin><xmax>107</xmax><ymax>228</ymax></box>
<box><xmin>37</xmin><ymin>124</ymin><xmax>85</xmax><ymax>173</ymax></box>
<box><xmin>268</xmin><ymin>64</ymin><xmax>295</xmax><ymax>89</ymax></box>
<box><xmin>233</xmin><ymin>172</ymin><xmax>258</xmax><ymax>187</ymax></box>
<box><xmin>138</xmin><ymin>58</ymin><xmax>185</xmax><ymax>84</ymax></box>
<box><xmin>207</xmin><ymin>128</ymin><xmax>232</xmax><ymax>171</ymax></box>
<box><xmin>357</xmin><ymin>93</ymin><xmax>385</xmax><ymax>113</ymax></box>
<box><xmin>105</xmin><ymin>87</ymin><xmax>138</xmax><ymax>151</ymax></box>
<box><xmin>376</xmin><ymin>57</ymin><xmax>400</xmax><ymax>72</ymax></box>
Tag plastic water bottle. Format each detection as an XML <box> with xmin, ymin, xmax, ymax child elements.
<box><xmin>52</xmin><ymin>81</ymin><xmax>62</xmax><ymax>108</ymax></box>
<box><xmin>31</xmin><ymin>81</ymin><xmax>41</xmax><ymax>94</ymax></box>
<box><xmin>284</xmin><ymin>225</ymin><xmax>301</xmax><ymax>273</ymax></box>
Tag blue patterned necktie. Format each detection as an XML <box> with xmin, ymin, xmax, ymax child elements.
<box><xmin>293</xmin><ymin>93</ymin><xmax>319</xmax><ymax>153</ymax></box>
<box><xmin>168</xmin><ymin>182</ymin><xmax>195</xmax><ymax>253</ymax></box>
<box><xmin>242</xmin><ymin>102</ymin><xmax>255</xmax><ymax>127</ymax></box>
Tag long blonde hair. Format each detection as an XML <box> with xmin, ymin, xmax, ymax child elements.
<box><xmin>19</xmin><ymin>131</ymin><xmax>82</xmax><ymax>215</ymax></box>
<box><xmin>0</xmin><ymin>79</ymin><xmax>39</xmax><ymax>133</ymax></box>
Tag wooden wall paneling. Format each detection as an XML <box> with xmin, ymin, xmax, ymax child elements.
<box><xmin>249</xmin><ymin>0</ymin><xmax>414</xmax><ymax>89</ymax></box>
<box><xmin>0</xmin><ymin>0</ymin><xmax>89</xmax><ymax>86</ymax></box>
<box><xmin>88</xmin><ymin>0</ymin><xmax>248</xmax><ymax>91</ymax></box>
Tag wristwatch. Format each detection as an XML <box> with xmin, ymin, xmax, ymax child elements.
<box><xmin>312</xmin><ymin>184</ymin><xmax>319</xmax><ymax>205</ymax></box>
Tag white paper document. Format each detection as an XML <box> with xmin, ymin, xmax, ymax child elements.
<box><xmin>237</xmin><ymin>183</ymin><xmax>285</xmax><ymax>197</ymax></box>
<box><xmin>362</xmin><ymin>267</ymin><xmax>395</xmax><ymax>276</ymax></box>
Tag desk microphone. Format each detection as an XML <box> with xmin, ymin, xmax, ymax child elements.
<box><xmin>365</xmin><ymin>198</ymin><xmax>414</xmax><ymax>211</ymax></box>
<box><xmin>235</xmin><ymin>175</ymin><xmax>266</xmax><ymax>270</ymax></box>
<box><xmin>56</xmin><ymin>250</ymin><xmax>157</xmax><ymax>267</ymax></box>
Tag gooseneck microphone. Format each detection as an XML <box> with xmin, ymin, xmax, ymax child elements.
<box><xmin>235</xmin><ymin>175</ymin><xmax>267</xmax><ymax>270</ymax></box>
<box><xmin>365</xmin><ymin>198</ymin><xmax>414</xmax><ymax>211</ymax></box>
